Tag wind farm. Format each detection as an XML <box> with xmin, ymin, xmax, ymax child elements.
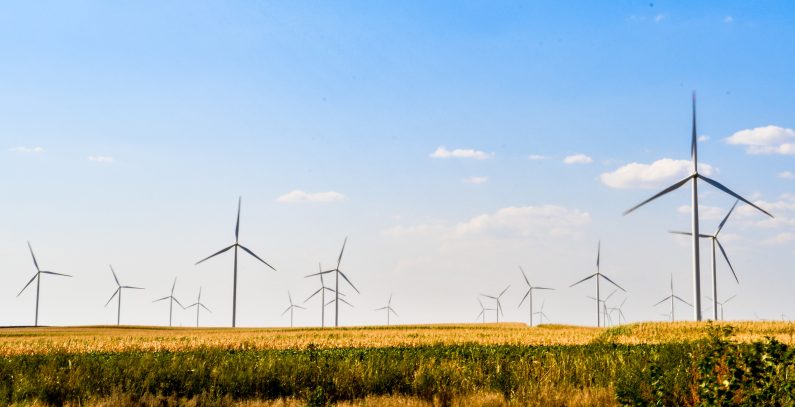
<box><xmin>4</xmin><ymin>2</ymin><xmax>795</xmax><ymax>404</ymax></box>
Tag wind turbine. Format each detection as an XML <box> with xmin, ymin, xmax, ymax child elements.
<box><xmin>654</xmin><ymin>274</ymin><xmax>692</xmax><ymax>322</ymax></box>
<box><xmin>281</xmin><ymin>291</ymin><xmax>305</xmax><ymax>328</ymax></box>
<box><xmin>105</xmin><ymin>265</ymin><xmax>144</xmax><ymax>326</ymax></box>
<box><xmin>480</xmin><ymin>286</ymin><xmax>510</xmax><ymax>323</ymax></box>
<box><xmin>623</xmin><ymin>94</ymin><xmax>773</xmax><ymax>321</ymax></box>
<box><xmin>670</xmin><ymin>200</ymin><xmax>740</xmax><ymax>321</ymax></box>
<box><xmin>588</xmin><ymin>288</ymin><xmax>618</xmax><ymax>326</ymax></box>
<box><xmin>706</xmin><ymin>294</ymin><xmax>736</xmax><ymax>321</ymax></box>
<box><xmin>17</xmin><ymin>241</ymin><xmax>71</xmax><ymax>327</ymax></box>
<box><xmin>185</xmin><ymin>287</ymin><xmax>212</xmax><ymax>327</ymax></box>
<box><xmin>517</xmin><ymin>266</ymin><xmax>554</xmax><ymax>327</ymax></box>
<box><xmin>152</xmin><ymin>277</ymin><xmax>184</xmax><ymax>327</ymax></box>
<box><xmin>375</xmin><ymin>293</ymin><xmax>399</xmax><ymax>326</ymax></box>
<box><xmin>607</xmin><ymin>299</ymin><xmax>627</xmax><ymax>325</ymax></box>
<box><xmin>570</xmin><ymin>241</ymin><xmax>625</xmax><ymax>327</ymax></box>
<box><xmin>305</xmin><ymin>237</ymin><xmax>359</xmax><ymax>327</ymax></box>
<box><xmin>475</xmin><ymin>298</ymin><xmax>495</xmax><ymax>323</ymax></box>
<box><xmin>533</xmin><ymin>300</ymin><xmax>550</xmax><ymax>324</ymax></box>
<box><xmin>304</xmin><ymin>263</ymin><xmax>338</xmax><ymax>328</ymax></box>
<box><xmin>195</xmin><ymin>197</ymin><xmax>276</xmax><ymax>327</ymax></box>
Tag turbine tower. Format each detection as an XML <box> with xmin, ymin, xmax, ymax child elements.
<box><xmin>195</xmin><ymin>197</ymin><xmax>276</xmax><ymax>327</ymax></box>
<box><xmin>517</xmin><ymin>266</ymin><xmax>554</xmax><ymax>327</ymax></box>
<box><xmin>305</xmin><ymin>237</ymin><xmax>359</xmax><ymax>327</ymax></box>
<box><xmin>281</xmin><ymin>291</ymin><xmax>305</xmax><ymax>328</ymax></box>
<box><xmin>670</xmin><ymin>200</ymin><xmax>740</xmax><ymax>320</ymax></box>
<box><xmin>654</xmin><ymin>274</ymin><xmax>692</xmax><ymax>322</ymax></box>
<box><xmin>375</xmin><ymin>293</ymin><xmax>399</xmax><ymax>326</ymax></box>
<box><xmin>186</xmin><ymin>287</ymin><xmax>212</xmax><ymax>327</ymax></box>
<box><xmin>533</xmin><ymin>300</ymin><xmax>550</xmax><ymax>324</ymax></box>
<box><xmin>304</xmin><ymin>263</ymin><xmax>338</xmax><ymax>328</ymax></box>
<box><xmin>480</xmin><ymin>286</ymin><xmax>510</xmax><ymax>323</ymax></box>
<box><xmin>105</xmin><ymin>265</ymin><xmax>144</xmax><ymax>326</ymax></box>
<box><xmin>475</xmin><ymin>298</ymin><xmax>495</xmax><ymax>323</ymax></box>
<box><xmin>570</xmin><ymin>241</ymin><xmax>625</xmax><ymax>327</ymax></box>
<box><xmin>17</xmin><ymin>241</ymin><xmax>72</xmax><ymax>327</ymax></box>
<box><xmin>152</xmin><ymin>277</ymin><xmax>184</xmax><ymax>327</ymax></box>
<box><xmin>623</xmin><ymin>94</ymin><xmax>773</xmax><ymax>321</ymax></box>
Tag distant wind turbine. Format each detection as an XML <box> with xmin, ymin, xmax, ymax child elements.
<box><xmin>195</xmin><ymin>197</ymin><xmax>276</xmax><ymax>327</ymax></box>
<box><xmin>654</xmin><ymin>274</ymin><xmax>692</xmax><ymax>322</ymax></box>
<box><xmin>623</xmin><ymin>94</ymin><xmax>773</xmax><ymax>321</ymax></box>
<box><xmin>480</xmin><ymin>286</ymin><xmax>510</xmax><ymax>323</ymax></box>
<box><xmin>105</xmin><ymin>265</ymin><xmax>144</xmax><ymax>326</ymax></box>
<box><xmin>517</xmin><ymin>266</ymin><xmax>554</xmax><ymax>327</ymax></box>
<box><xmin>706</xmin><ymin>294</ymin><xmax>736</xmax><ymax>321</ymax></box>
<box><xmin>475</xmin><ymin>298</ymin><xmax>495</xmax><ymax>323</ymax></box>
<box><xmin>185</xmin><ymin>287</ymin><xmax>211</xmax><ymax>327</ymax></box>
<box><xmin>375</xmin><ymin>293</ymin><xmax>399</xmax><ymax>326</ymax></box>
<box><xmin>152</xmin><ymin>277</ymin><xmax>184</xmax><ymax>327</ymax></box>
<box><xmin>533</xmin><ymin>300</ymin><xmax>550</xmax><ymax>324</ymax></box>
<box><xmin>588</xmin><ymin>288</ymin><xmax>618</xmax><ymax>326</ymax></box>
<box><xmin>305</xmin><ymin>237</ymin><xmax>359</xmax><ymax>327</ymax></box>
<box><xmin>607</xmin><ymin>299</ymin><xmax>627</xmax><ymax>325</ymax></box>
<box><xmin>281</xmin><ymin>291</ymin><xmax>305</xmax><ymax>328</ymax></box>
<box><xmin>17</xmin><ymin>241</ymin><xmax>72</xmax><ymax>326</ymax></box>
<box><xmin>670</xmin><ymin>200</ymin><xmax>740</xmax><ymax>321</ymax></box>
<box><xmin>570</xmin><ymin>241</ymin><xmax>625</xmax><ymax>327</ymax></box>
<box><xmin>304</xmin><ymin>263</ymin><xmax>339</xmax><ymax>328</ymax></box>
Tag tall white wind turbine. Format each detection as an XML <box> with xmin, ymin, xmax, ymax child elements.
<box><xmin>305</xmin><ymin>237</ymin><xmax>359</xmax><ymax>327</ymax></box>
<box><xmin>152</xmin><ymin>277</ymin><xmax>184</xmax><ymax>327</ymax></box>
<box><xmin>654</xmin><ymin>274</ymin><xmax>692</xmax><ymax>322</ymax></box>
<box><xmin>17</xmin><ymin>241</ymin><xmax>72</xmax><ymax>326</ymax></box>
<box><xmin>623</xmin><ymin>94</ymin><xmax>772</xmax><ymax>321</ymax></box>
<box><xmin>185</xmin><ymin>287</ymin><xmax>212</xmax><ymax>327</ymax></box>
<box><xmin>570</xmin><ymin>241</ymin><xmax>625</xmax><ymax>327</ymax></box>
<box><xmin>374</xmin><ymin>293</ymin><xmax>399</xmax><ymax>326</ymax></box>
<box><xmin>517</xmin><ymin>266</ymin><xmax>554</xmax><ymax>327</ymax></box>
<box><xmin>105</xmin><ymin>265</ymin><xmax>144</xmax><ymax>326</ymax></box>
<box><xmin>480</xmin><ymin>286</ymin><xmax>510</xmax><ymax>323</ymax></box>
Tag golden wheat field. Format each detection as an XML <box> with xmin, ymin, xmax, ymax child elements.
<box><xmin>2</xmin><ymin>321</ymin><xmax>794</xmax><ymax>355</ymax></box>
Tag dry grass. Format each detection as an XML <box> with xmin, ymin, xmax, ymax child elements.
<box><xmin>1</xmin><ymin>321</ymin><xmax>794</xmax><ymax>356</ymax></box>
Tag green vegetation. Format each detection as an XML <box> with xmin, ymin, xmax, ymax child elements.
<box><xmin>1</xmin><ymin>324</ymin><xmax>794</xmax><ymax>405</ymax></box>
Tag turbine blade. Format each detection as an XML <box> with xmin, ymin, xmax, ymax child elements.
<box><xmin>390</xmin><ymin>308</ymin><xmax>398</xmax><ymax>317</ymax></box>
<box><xmin>17</xmin><ymin>274</ymin><xmax>38</xmax><ymax>297</ymax></box>
<box><xmin>337</xmin><ymin>237</ymin><xmax>348</xmax><ymax>268</ymax></box>
<box><xmin>518</xmin><ymin>290</ymin><xmax>530</xmax><ymax>308</ymax></box>
<box><xmin>499</xmin><ymin>285</ymin><xmax>510</xmax><ymax>297</ymax></box>
<box><xmin>105</xmin><ymin>289</ymin><xmax>119</xmax><ymax>307</ymax></box>
<box><xmin>623</xmin><ymin>175</ymin><xmax>693</xmax><ymax>216</ymax></box>
<box><xmin>235</xmin><ymin>196</ymin><xmax>242</xmax><ymax>241</ymax></box>
<box><xmin>519</xmin><ymin>266</ymin><xmax>530</xmax><ymax>286</ymax></box>
<box><xmin>480</xmin><ymin>294</ymin><xmax>498</xmax><ymax>300</ymax></box>
<box><xmin>153</xmin><ymin>296</ymin><xmax>170</xmax><ymax>303</ymax></box>
<box><xmin>476</xmin><ymin>310</ymin><xmax>484</xmax><ymax>320</ymax></box>
<box><xmin>305</xmin><ymin>270</ymin><xmax>335</xmax><ymax>278</ymax></box>
<box><xmin>569</xmin><ymin>273</ymin><xmax>597</xmax><ymax>288</ymax></box>
<box><xmin>388</xmin><ymin>293</ymin><xmax>392</xmax><ymax>305</ymax></box>
<box><xmin>375</xmin><ymin>306</ymin><xmax>388</xmax><ymax>311</ymax></box>
<box><xmin>600</xmin><ymin>274</ymin><xmax>626</xmax><ymax>292</ymax></box>
<box><xmin>715</xmin><ymin>200</ymin><xmax>739</xmax><ymax>236</ymax></box>
<box><xmin>186</xmin><ymin>303</ymin><xmax>198</xmax><ymax>309</ymax></box>
<box><xmin>304</xmin><ymin>288</ymin><xmax>323</xmax><ymax>303</ymax></box>
<box><xmin>724</xmin><ymin>295</ymin><xmax>736</xmax><ymax>304</ymax></box>
<box><xmin>200</xmin><ymin>304</ymin><xmax>212</xmax><ymax>313</ymax></box>
<box><xmin>338</xmin><ymin>271</ymin><xmax>360</xmax><ymax>294</ymax></box>
<box><xmin>173</xmin><ymin>298</ymin><xmax>185</xmax><ymax>309</ymax></box>
<box><xmin>281</xmin><ymin>306</ymin><xmax>291</xmax><ymax>316</ymax></box>
<box><xmin>691</xmin><ymin>92</ymin><xmax>698</xmax><ymax>166</ymax></box>
<box><xmin>673</xmin><ymin>295</ymin><xmax>693</xmax><ymax>307</ymax></box>
<box><xmin>238</xmin><ymin>244</ymin><xmax>276</xmax><ymax>271</ymax></box>
<box><xmin>171</xmin><ymin>277</ymin><xmax>177</xmax><ymax>294</ymax></box>
<box><xmin>535</xmin><ymin>287</ymin><xmax>554</xmax><ymax>290</ymax></box>
<box><xmin>653</xmin><ymin>296</ymin><xmax>672</xmax><ymax>307</ymax></box>
<box><xmin>123</xmin><ymin>286</ymin><xmax>145</xmax><ymax>290</ymax></box>
<box><xmin>596</xmin><ymin>241</ymin><xmax>600</xmax><ymax>270</ymax></box>
<box><xmin>669</xmin><ymin>230</ymin><xmax>693</xmax><ymax>236</ymax></box>
<box><xmin>338</xmin><ymin>297</ymin><xmax>354</xmax><ymax>308</ymax></box>
<box><xmin>716</xmin><ymin>239</ymin><xmax>739</xmax><ymax>284</ymax></box>
<box><xmin>27</xmin><ymin>241</ymin><xmax>40</xmax><ymax>271</ymax></box>
<box><xmin>195</xmin><ymin>245</ymin><xmax>234</xmax><ymax>265</ymax></box>
<box><xmin>40</xmin><ymin>271</ymin><xmax>72</xmax><ymax>277</ymax></box>
<box><xmin>698</xmin><ymin>175</ymin><xmax>773</xmax><ymax>218</ymax></box>
<box><xmin>110</xmin><ymin>265</ymin><xmax>120</xmax><ymax>286</ymax></box>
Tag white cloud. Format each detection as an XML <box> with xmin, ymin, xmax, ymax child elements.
<box><xmin>654</xmin><ymin>14</ymin><xmax>666</xmax><ymax>22</ymax></box>
<box><xmin>429</xmin><ymin>146</ymin><xmax>493</xmax><ymax>160</ymax></box>
<box><xmin>600</xmin><ymin>158</ymin><xmax>715</xmax><ymax>189</ymax></box>
<box><xmin>563</xmin><ymin>154</ymin><xmax>593</xmax><ymax>165</ymax></box>
<box><xmin>454</xmin><ymin>205</ymin><xmax>591</xmax><ymax>239</ymax></box>
<box><xmin>698</xmin><ymin>135</ymin><xmax>710</xmax><ymax>142</ymax></box>
<box><xmin>778</xmin><ymin>171</ymin><xmax>795</xmax><ymax>180</ymax></box>
<box><xmin>764</xmin><ymin>233</ymin><xmax>795</xmax><ymax>245</ymax></box>
<box><xmin>463</xmin><ymin>176</ymin><xmax>488</xmax><ymax>185</ymax></box>
<box><xmin>528</xmin><ymin>154</ymin><xmax>547</xmax><ymax>161</ymax></box>
<box><xmin>10</xmin><ymin>146</ymin><xmax>44</xmax><ymax>153</ymax></box>
<box><xmin>88</xmin><ymin>155</ymin><xmax>113</xmax><ymax>163</ymax></box>
<box><xmin>276</xmin><ymin>190</ymin><xmax>346</xmax><ymax>203</ymax></box>
<box><xmin>735</xmin><ymin>194</ymin><xmax>795</xmax><ymax>229</ymax></box>
<box><xmin>725</xmin><ymin>125</ymin><xmax>795</xmax><ymax>155</ymax></box>
<box><xmin>724</xmin><ymin>16</ymin><xmax>734</xmax><ymax>23</ymax></box>
<box><xmin>382</xmin><ymin>224</ymin><xmax>447</xmax><ymax>238</ymax></box>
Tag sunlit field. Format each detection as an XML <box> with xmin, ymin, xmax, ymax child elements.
<box><xmin>2</xmin><ymin>322</ymin><xmax>795</xmax><ymax>406</ymax></box>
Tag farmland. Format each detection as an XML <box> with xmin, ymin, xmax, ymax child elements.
<box><xmin>2</xmin><ymin>322</ymin><xmax>795</xmax><ymax>406</ymax></box>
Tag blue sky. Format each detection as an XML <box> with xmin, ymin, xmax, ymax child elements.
<box><xmin>2</xmin><ymin>1</ymin><xmax>794</xmax><ymax>327</ymax></box>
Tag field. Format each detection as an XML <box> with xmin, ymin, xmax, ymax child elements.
<box><xmin>2</xmin><ymin>322</ymin><xmax>795</xmax><ymax>406</ymax></box>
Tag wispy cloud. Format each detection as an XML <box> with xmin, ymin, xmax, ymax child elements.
<box><xmin>654</xmin><ymin>14</ymin><xmax>666</xmax><ymax>23</ymax></box>
<box><xmin>277</xmin><ymin>190</ymin><xmax>346</xmax><ymax>203</ymax></box>
<box><xmin>10</xmin><ymin>146</ymin><xmax>44</xmax><ymax>153</ymax></box>
<box><xmin>463</xmin><ymin>176</ymin><xmax>488</xmax><ymax>185</ymax></box>
<box><xmin>778</xmin><ymin>171</ymin><xmax>794</xmax><ymax>180</ymax></box>
<box><xmin>563</xmin><ymin>154</ymin><xmax>593</xmax><ymax>165</ymax></box>
<box><xmin>88</xmin><ymin>155</ymin><xmax>114</xmax><ymax>163</ymax></box>
<box><xmin>429</xmin><ymin>147</ymin><xmax>494</xmax><ymax>160</ymax></box>
<box><xmin>724</xmin><ymin>16</ymin><xmax>734</xmax><ymax>23</ymax></box>
<box><xmin>528</xmin><ymin>154</ymin><xmax>547</xmax><ymax>161</ymax></box>
<box><xmin>764</xmin><ymin>232</ymin><xmax>795</xmax><ymax>245</ymax></box>
<box><xmin>726</xmin><ymin>125</ymin><xmax>795</xmax><ymax>155</ymax></box>
<box><xmin>698</xmin><ymin>135</ymin><xmax>710</xmax><ymax>142</ymax></box>
<box><xmin>600</xmin><ymin>158</ymin><xmax>715</xmax><ymax>189</ymax></box>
